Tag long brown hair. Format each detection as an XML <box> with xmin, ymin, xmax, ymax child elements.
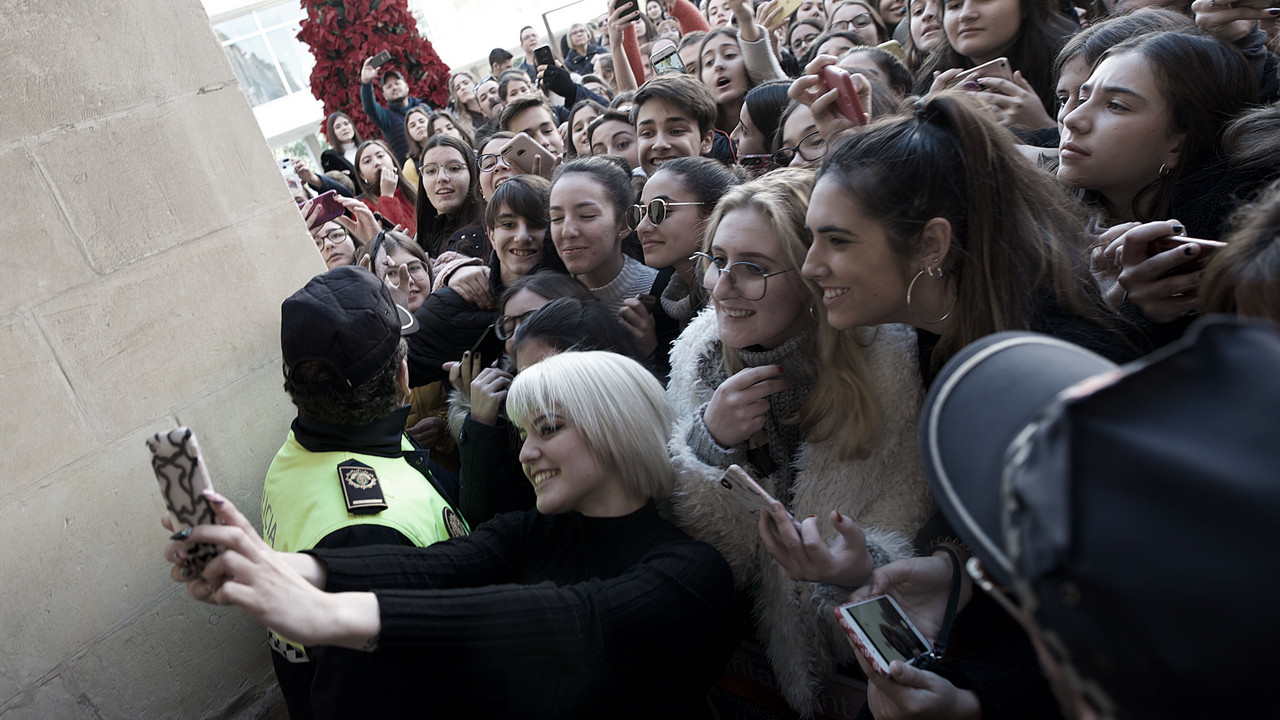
<box><xmin>700</xmin><ymin>169</ymin><xmax>880</xmax><ymax>460</ymax></box>
<box><xmin>817</xmin><ymin>92</ymin><xmax>1109</xmax><ymax>374</ymax></box>
<box><xmin>354</xmin><ymin>139</ymin><xmax>417</xmax><ymax>203</ymax></box>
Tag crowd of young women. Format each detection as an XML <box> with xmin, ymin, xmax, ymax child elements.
<box><xmin>201</xmin><ymin>0</ymin><xmax>1279</xmax><ymax>716</ymax></box>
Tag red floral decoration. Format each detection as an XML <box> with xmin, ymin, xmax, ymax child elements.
<box><xmin>298</xmin><ymin>0</ymin><xmax>451</xmax><ymax>141</ymax></box>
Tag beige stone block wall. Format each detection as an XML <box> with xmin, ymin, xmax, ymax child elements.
<box><xmin>0</xmin><ymin>0</ymin><xmax>324</xmax><ymax>717</ymax></box>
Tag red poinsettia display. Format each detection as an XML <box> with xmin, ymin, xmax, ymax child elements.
<box><xmin>298</xmin><ymin>0</ymin><xmax>451</xmax><ymax>141</ymax></box>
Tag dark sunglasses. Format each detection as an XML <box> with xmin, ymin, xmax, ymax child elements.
<box><xmin>625</xmin><ymin>198</ymin><xmax>711</xmax><ymax>230</ymax></box>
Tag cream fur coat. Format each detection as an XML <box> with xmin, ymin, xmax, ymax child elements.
<box><xmin>667</xmin><ymin>309</ymin><xmax>934</xmax><ymax>716</ymax></box>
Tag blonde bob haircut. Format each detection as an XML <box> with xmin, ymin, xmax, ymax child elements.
<box><xmin>506</xmin><ymin>351</ymin><xmax>675</xmax><ymax>502</ymax></box>
<box><xmin>700</xmin><ymin>168</ymin><xmax>880</xmax><ymax>460</ymax></box>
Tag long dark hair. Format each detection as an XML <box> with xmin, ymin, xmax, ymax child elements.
<box><xmin>916</xmin><ymin>0</ymin><xmax>1077</xmax><ymax>115</ymax></box>
<box><xmin>414</xmin><ymin>134</ymin><xmax>483</xmax><ymax>258</ymax></box>
<box><xmin>324</xmin><ymin>111</ymin><xmax>363</xmax><ymax>151</ymax></box>
<box><xmin>817</xmin><ymin>92</ymin><xmax>1107</xmax><ymax>373</ymax></box>
<box><xmin>354</xmin><ymin>139</ymin><xmax>417</xmax><ymax>203</ymax></box>
<box><xmin>1096</xmin><ymin>31</ymin><xmax>1257</xmax><ymax>222</ymax></box>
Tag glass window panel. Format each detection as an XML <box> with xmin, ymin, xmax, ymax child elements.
<box><xmin>224</xmin><ymin>36</ymin><xmax>287</xmax><ymax>107</ymax></box>
<box><xmin>266</xmin><ymin>26</ymin><xmax>312</xmax><ymax>95</ymax></box>
<box><xmin>212</xmin><ymin>14</ymin><xmax>258</xmax><ymax>43</ymax></box>
<box><xmin>256</xmin><ymin>3</ymin><xmax>305</xmax><ymax>29</ymax></box>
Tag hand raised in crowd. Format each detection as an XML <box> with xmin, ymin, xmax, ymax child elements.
<box><xmin>606</xmin><ymin>1</ymin><xmax>641</xmax><ymax>46</ymax></box>
<box><xmin>755</xmin><ymin>0</ymin><xmax>791</xmax><ymax>52</ymax></box>
<box><xmin>618</xmin><ymin>297</ymin><xmax>658</xmax><ymax>356</ymax></box>
<box><xmin>788</xmin><ymin>55</ymin><xmax>875</xmax><ymax>141</ymax></box>
<box><xmin>333</xmin><ymin>195</ymin><xmax>381</xmax><ymax>247</ymax></box>
<box><xmin>927</xmin><ymin>67</ymin><xmax>966</xmax><ymax>95</ymax></box>
<box><xmin>965</xmin><ymin>72</ymin><xmax>1055</xmax><ymax>132</ymax></box>
<box><xmin>444</xmin><ymin>350</ymin><xmax>487</xmax><ymax>399</ymax></box>
<box><xmin>407</xmin><ymin>416</ymin><xmax>445</xmax><ymax>448</ymax></box>
<box><xmin>851</xmin><ymin>651</ymin><xmax>983</xmax><ymax>720</ymax></box>
<box><xmin>291</xmin><ymin>157</ymin><xmax>320</xmax><ymax>189</ymax></box>
<box><xmin>848</xmin><ymin>552</ymin><xmax>974</xmax><ymax>645</ymax></box>
<box><xmin>1116</xmin><ymin>219</ymin><xmax>1207</xmax><ymax>323</ymax></box>
<box><xmin>758</xmin><ymin>506</ymin><xmax>878</xmax><ymax>587</ymax></box>
<box><xmin>1192</xmin><ymin>0</ymin><xmax>1279</xmax><ymax>42</ymax></box>
<box><xmin>360</xmin><ymin>55</ymin><xmax>380</xmax><ymax>84</ymax></box>
<box><xmin>299</xmin><ymin>196</ymin><xmax>324</xmax><ymax>231</ymax></box>
<box><xmin>1089</xmin><ymin>221</ymin><xmax>1140</xmax><ymax>310</ymax></box>
<box><xmin>469</xmin><ymin>366</ymin><xmax>514</xmax><ymax>426</ymax></box>
<box><xmin>703</xmin><ymin>364</ymin><xmax>789</xmax><ymax>448</ymax></box>
<box><xmin>447</xmin><ymin>265</ymin><xmax>494</xmax><ymax>309</ymax></box>
<box><xmin>727</xmin><ymin>0</ymin><xmax>762</xmax><ymax>42</ymax></box>
<box><xmin>378</xmin><ymin>166</ymin><xmax>399</xmax><ymax>197</ymax></box>
<box><xmin>162</xmin><ymin>490</ymin><xmax>380</xmax><ymax>650</ymax></box>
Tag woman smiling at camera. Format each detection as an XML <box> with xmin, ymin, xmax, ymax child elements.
<box><xmin>803</xmin><ymin>93</ymin><xmax>1136</xmax><ymax>384</ymax></box>
<box><xmin>667</xmin><ymin>169</ymin><xmax>931</xmax><ymax>716</ymax></box>
<box><xmin>164</xmin><ymin>351</ymin><xmax>737</xmax><ymax>720</ymax></box>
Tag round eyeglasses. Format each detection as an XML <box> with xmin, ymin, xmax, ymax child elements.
<box><xmin>831</xmin><ymin>13</ymin><xmax>873</xmax><ymax>31</ymax></box>
<box><xmin>691</xmin><ymin>251</ymin><xmax>794</xmax><ymax>302</ymax></box>
<box><xmin>494</xmin><ymin>309</ymin><xmax>538</xmax><ymax>341</ymax></box>
<box><xmin>478</xmin><ymin>153</ymin><xmax>512</xmax><ymax>172</ymax></box>
<box><xmin>626</xmin><ymin>198</ymin><xmax>711</xmax><ymax>230</ymax></box>
<box><xmin>771</xmin><ymin>129</ymin><xmax>827</xmax><ymax>167</ymax></box>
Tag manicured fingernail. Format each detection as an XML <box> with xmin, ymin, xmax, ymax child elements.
<box><xmin>1268</xmin><ymin>7</ymin><xmax>1279</xmax><ymax>15</ymax></box>
<box><xmin>961</xmin><ymin>80</ymin><xmax>981</xmax><ymax>91</ymax></box>
<box><xmin>834</xmin><ymin>511</ymin><xmax>844</xmax><ymax>523</ymax></box>
<box><xmin>807</xmin><ymin>514</ymin><xmax>817</xmax><ymax>520</ymax></box>
<box><xmin>180</xmin><ymin>567</ymin><xmax>192</xmax><ymax>578</ymax></box>
<box><xmin>1170</xmin><ymin>222</ymin><xmax>1185</xmax><ymax>234</ymax></box>
<box><xmin>1184</xmin><ymin>245</ymin><xmax>1197</xmax><ymax>256</ymax></box>
<box><xmin>170</xmin><ymin>527</ymin><xmax>193</xmax><ymax>541</ymax></box>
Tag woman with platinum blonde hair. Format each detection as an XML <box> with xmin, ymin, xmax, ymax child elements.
<box><xmin>163</xmin><ymin>351</ymin><xmax>736</xmax><ymax>719</ymax></box>
<box><xmin>666</xmin><ymin>169</ymin><xmax>932</xmax><ymax>716</ymax></box>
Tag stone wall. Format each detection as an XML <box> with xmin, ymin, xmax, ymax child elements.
<box><xmin>0</xmin><ymin>1</ymin><xmax>322</xmax><ymax>717</ymax></box>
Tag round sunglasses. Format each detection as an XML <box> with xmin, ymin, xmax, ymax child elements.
<box><xmin>625</xmin><ymin>198</ymin><xmax>711</xmax><ymax>230</ymax></box>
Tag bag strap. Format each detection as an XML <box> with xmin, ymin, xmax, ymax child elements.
<box><xmin>922</xmin><ymin>544</ymin><xmax>963</xmax><ymax>661</ymax></box>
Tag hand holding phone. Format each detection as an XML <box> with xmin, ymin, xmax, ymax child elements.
<box><xmin>500</xmin><ymin>132</ymin><xmax>557</xmax><ymax>178</ymax></box>
<box><xmin>718</xmin><ymin>464</ymin><xmax>779</xmax><ymax>514</ymax></box>
<box><xmin>837</xmin><ymin>595</ymin><xmax>933</xmax><ymax>677</ymax></box>
<box><xmin>308</xmin><ymin>190</ymin><xmax>345</xmax><ymax>230</ymax></box>
<box><xmin>534</xmin><ymin>44</ymin><xmax>556</xmax><ymax>69</ymax></box>
<box><xmin>149</xmin><ymin>427</ymin><xmax>220</xmax><ymax>576</ymax></box>
<box><xmin>369</xmin><ymin>50</ymin><xmax>393</xmax><ymax>68</ymax></box>
<box><xmin>954</xmin><ymin>57</ymin><xmax>1013</xmax><ymax>86</ymax></box>
<box><xmin>820</xmin><ymin>65</ymin><xmax>868</xmax><ymax>125</ymax></box>
<box><xmin>651</xmin><ymin>40</ymin><xmax>686</xmax><ymax>75</ymax></box>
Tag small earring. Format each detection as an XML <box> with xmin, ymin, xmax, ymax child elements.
<box><xmin>1158</xmin><ymin>163</ymin><xmax>1170</xmax><ymax>178</ymax></box>
<box><xmin>809</xmin><ymin>304</ymin><xmax>820</xmax><ymax>321</ymax></box>
<box><xmin>926</xmin><ymin>257</ymin><xmax>943</xmax><ymax>280</ymax></box>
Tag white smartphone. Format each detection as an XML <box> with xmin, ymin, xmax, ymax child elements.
<box><xmin>955</xmin><ymin>57</ymin><xmax>1013</xmax><ymax>85</ymax></box>
<box><xmin>717</xmin><ymin>464</ymin><xmax>776</xmax><ymax>513</ymax></box>
<box><xmin>836</xmin><ymin>595</ymin><xmax>932</xmax><ymax>677</ymax></box>
<box><xmin>149</xmin><ymin>427</ymin><xmax>220</xmax><ymax>576</ymax></box>
<box><xmin>499</xmin><ymin>132</ymin><xmax>556</xmax><ymax>178</ymax></box>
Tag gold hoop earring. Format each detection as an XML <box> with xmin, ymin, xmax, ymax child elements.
<box><xmin>906</xmin><ymin>264</ymin><xmax>955</xmax><ymax>325</ymax></box>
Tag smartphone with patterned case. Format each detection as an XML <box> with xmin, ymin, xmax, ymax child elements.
<box><xmin>149</xmin><ymin>427</ymin><xmax>220</xmax><ymax>575</ymax></box>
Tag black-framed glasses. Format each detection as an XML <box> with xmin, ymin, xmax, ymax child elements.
<box><xmin>772</xmin><ymin>129</ymin><xmax>827</xmax><ymax>167</ymax></box>
<box><xmin>691</xmin><ymin>251</ymin><xmax>794</xmax><ymax>301</ymax></box>
<box><xmin>831</xmin><ymin>13</ymin><xmax>873</xmax><ymax>31</ymax></box>
<box><xmin>626</xmin><ymin>198</ymin><xmax>711</xmax><ymax>230</ymax></box>
<box><xmin>317</xmin><ymin>228</ymin><xmax>349</xmax><ymax>246</ymax></box>
<box><xmin>478</xmin><ymin>153</ymin><xmax>511</xmax><ymax>172</ymax></box>
<box><xmin>494</xmin><ymin>309</ymin><xmax>538</xmax><ymax>341</ymax></box>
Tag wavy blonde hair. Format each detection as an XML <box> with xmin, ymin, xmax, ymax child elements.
<box><xmin>700</xmin><ymin>168</ymin><xmax>880</xmax><ymax>460</ymax></box>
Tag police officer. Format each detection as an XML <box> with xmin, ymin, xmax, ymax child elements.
<box><xmin>264</xmin><ymin>266</ymin><xmax>467</xmax><ymax>719</ymax></box>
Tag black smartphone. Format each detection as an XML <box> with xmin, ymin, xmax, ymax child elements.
<box><xmin>534</xmin><ymin>45</ymin><xmax>556</xmax><ymax>69</ymax></box>
<box><xmin>613</xmin><ymin>0</ymin><xmax>634</xmax><ymax>12</ymax></box>
<box><xmin>370</xmin><ymin>50</ymin><xmax>392</xmax><ymax>68</ymax></box>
